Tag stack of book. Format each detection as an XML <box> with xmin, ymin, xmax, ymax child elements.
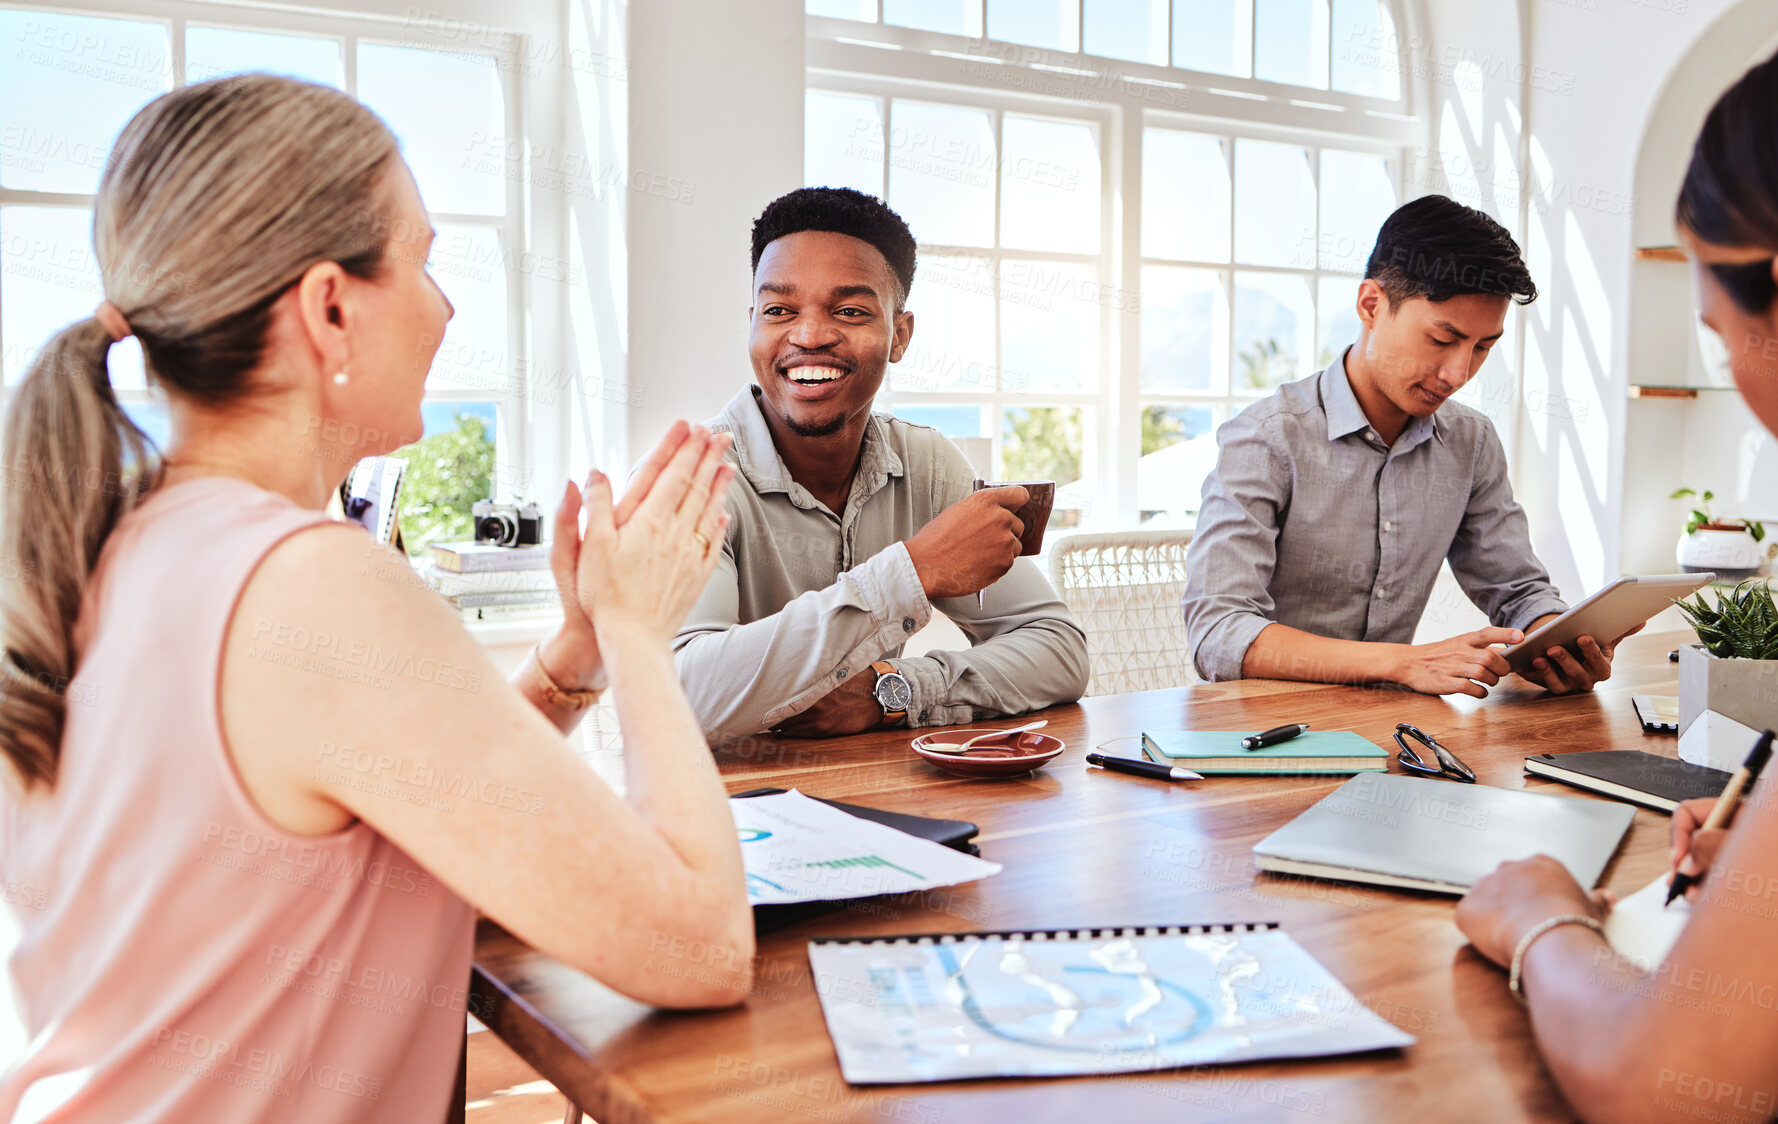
<box><xmin>426</xmin><ymin>542</ymin><xmax>562</xmax><ymax>624</ymax></box>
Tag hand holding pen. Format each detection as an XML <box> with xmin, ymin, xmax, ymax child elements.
<box><xmin>1666</xmin><ymin>729</ymin><xmax>1774</xmax><ymax>907</ymax></box>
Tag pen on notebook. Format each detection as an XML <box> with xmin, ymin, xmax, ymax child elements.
<box><xmin>1086</xmin><ymin>752</ymin><xmax>1203</xmax><ymax>783</ymax></box>
<box><xmin>1666</xmin><ymin>728</ymin><xmax>1774</xmax><ymax>908</ymax></box>
<box><xmin>1242</xmin><ymin>723</ymin><xmax>1310</xmax><ymax>751</ymax></box>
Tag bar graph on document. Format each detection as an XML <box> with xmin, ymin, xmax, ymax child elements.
<box><xmin>806</xmin><ymin>854</ymin><xmax>926</xmax><ymax>879</ymax></box>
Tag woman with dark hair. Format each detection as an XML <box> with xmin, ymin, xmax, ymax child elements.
<box><xmin>1454</xmin><ymin>50</ymin><xmax>1778</xmax><ymax>1124</ymax></box>
<box><xmin>0</xmin><ymin>75</ymin><xmax>751</xmax><ymax>1121</ymax></box>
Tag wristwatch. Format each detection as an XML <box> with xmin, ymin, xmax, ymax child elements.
<box><xmin>871</xmin><ymin>660</ymin><xmax>911</xmax><ymax>725</ymax></box>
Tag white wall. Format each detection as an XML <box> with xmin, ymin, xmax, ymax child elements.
<box><xmin>1621</xmin><ymin>7</ymin><xmax>1778</xmax><ymax>573</ymax></box>
<box><xmin>622</xmin><ymin>0</ymin><xmax>805</xmax><ymax>466</ymax></box>
<box><xmin>1395</xmin><ymin>0</ymin><xmax>1529</xmax><ymax>458</ymax></box>
<box><xmin>1407</xmin><ymin>0</ymin><xmax>1776</xmax><ymax>599</ymax></box>
<box><xmin>1533</xmin><ymin>0</ymin><xmax>1731</xmax><ymax>589</ymax></box>
<box><xmin>556</xmin><ymin>0</ymin><xmax>629</xmax><ymax>489</ymax></box>
<box><xmin>331</xmin><ymin>0</ymin><xmax>805</xmax><ymax>488</ymax></box>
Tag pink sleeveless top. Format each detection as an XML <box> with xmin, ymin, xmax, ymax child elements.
<box><xmin>0</xmin><ymin>477</ymin><xmax>474</xmax><ymax>1122</ymax></box>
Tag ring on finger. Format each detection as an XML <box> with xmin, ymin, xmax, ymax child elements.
<box><xmin>693</xmin><ymin>530</ymin><xmax>711</xmax><ymax>551</ymax></box>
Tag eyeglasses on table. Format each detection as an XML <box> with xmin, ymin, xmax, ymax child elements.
<box><xmin>1392</xmin><ymin>723</ymin><xmax>1476</xmax><ymax>783</ymax></box>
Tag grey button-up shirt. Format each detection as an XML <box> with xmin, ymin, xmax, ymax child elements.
<box><xmin>1182</xmin><ymin>351</ymin><xmax>1567</xmax><ymax>682</ymax></box>
<box><xmin>671</xmin><ymin>386</ymin><xmax>1089</xmax><ymax>743</ymax></box>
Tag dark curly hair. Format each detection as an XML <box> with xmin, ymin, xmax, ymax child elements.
<box><xmin>750</xmin><ymin>187</ymin><xmax>917</xmax><ymax>309</ymax></box>
<box><xmin>1365</xmin><ymin>194</ymin><xmax>1538</xmax><ymax>306</ymax></box>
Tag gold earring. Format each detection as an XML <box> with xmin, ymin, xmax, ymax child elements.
<box><xmin>332</xmin><ymin>365</ymin><xmax>349</xmax><ymax>387</ymax></box>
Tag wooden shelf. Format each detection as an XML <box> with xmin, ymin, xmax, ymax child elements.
<box><xmin>1636</xmin><ymin>245</ymin><xmax>1688</xmax><ymax>262</ymax></box>
<box><xmin>1630</xmin><ymin>385</ymin><xmax>1700</xmax><ymax>399</ymax></box>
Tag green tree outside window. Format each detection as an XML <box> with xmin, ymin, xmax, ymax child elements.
<box><xmin>1002</xmin><ymin>407</ymin><xmax>1083</xmax><ymax>487</ymax></box>
<box><xmin>388</xmin><ymin>413</ymin><xmax>495</xmax><ymax>556</ymax></box>
<box><xmin>1141</xmin><ymin>407</ymin><xmax>1187</xmax><ymax>456</ymax></box>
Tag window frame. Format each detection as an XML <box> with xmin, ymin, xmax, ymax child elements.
<box><xmin>0</xmin><ymin>0</ymin><xmax>535</xmax><ymax>519</ymax></box>
<box><xmin>809</xmin><ymin>0</ymin><xmax>1413</xmax><ymax>109</ymax></box>
<box><xmin>806</xmin><ymin>2</ymin><xmax>1417</xmax><ymax>527</ymax></box>
<box><xmin>1137</xmin><ymin>118</ymin><xmax>1403</xmax><ymax>520</ymax></box>
<box><xmin>810</xmin><ymin>73</ymin><xmax>1117</xmax><ymax>521</ymax></box>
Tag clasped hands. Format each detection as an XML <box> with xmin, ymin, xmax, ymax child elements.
<box><xmin>534</xmin><ymin>421</ymin><xmax>736</xmax><ymax>693</ymax></box>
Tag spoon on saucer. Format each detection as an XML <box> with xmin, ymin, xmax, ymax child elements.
<box><xmin>920</xmin><ymin>719</ymin><xmax>1049</xmax><ymax>754</ymax></box>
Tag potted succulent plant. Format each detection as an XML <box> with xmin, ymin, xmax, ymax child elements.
<box><xmin>1674</xmin><ymin>581</ymin><xmax>1778</xmax><ymax>770</ymax></box>
<box><xmin>1671</xmin><ymin>487</ymin><xmax>1769</xmax><ymax>581</ymax></box>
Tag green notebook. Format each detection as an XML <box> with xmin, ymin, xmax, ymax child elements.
<box><xmin>1140</xmin><ymin>730</ymin><xmax>1389</xmax><ymax>775</ymax></box>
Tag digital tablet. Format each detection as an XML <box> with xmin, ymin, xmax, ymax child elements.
<box><xmin>1502</xmin><ymin>573</ymin><xmax>1714</xmax><ymax>676</ymax></box>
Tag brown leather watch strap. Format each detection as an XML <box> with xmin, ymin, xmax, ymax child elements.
<box><xmin>871</xmin><ymin>659</ymin><xmax>907</xmax><ymax>722</ymax></box>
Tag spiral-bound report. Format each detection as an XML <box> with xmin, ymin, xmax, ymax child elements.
<box><xmin>808</xmin><ymin>923</ymin><xmax>1414</xmax><ymax>1084</ymax></box>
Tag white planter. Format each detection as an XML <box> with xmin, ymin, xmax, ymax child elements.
<box><xmin>1678</xmin><ymin>645</ymin><xmax>1778</xmax><ymax>770</ymax></box>
<box><xmin>1676</xmin><ymin>527</ymin><xmax>1767</xmax><ymax>581</ymax></box>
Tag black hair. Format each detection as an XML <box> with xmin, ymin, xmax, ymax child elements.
<box><xmin>1364</xmin><ymin>194</ymin><xmax>1537</xmax><ymax>306</ymax></box>
<box><xmin>1677</xmin><ymin>49</ymin><xmax>1778</xmax><ymax>314</ymax></box>
<box><xmin>750</xmin><ymin>187</ymin><xmax>917</xmax><ymax>308</ymax></box>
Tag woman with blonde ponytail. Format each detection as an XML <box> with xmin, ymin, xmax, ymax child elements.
<box><xmin>0</xmin><ymin>75</ymin><xmax>751</xmax><ymax>1122</ymax></box>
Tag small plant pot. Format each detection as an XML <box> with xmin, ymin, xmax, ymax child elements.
<box><xmin>1678</xmin><ymin>645</ymin><xmax>1778</xmax><ymax>769</ymax></box>
<box><xmin>1676</xmin><ymin>526</ymin><xmax>1766</xmax><ymax>582</ymax></box>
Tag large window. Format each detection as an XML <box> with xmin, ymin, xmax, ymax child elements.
<box><xmin>0</xmin><ymin>5</ymin><xmax>526</xmax><ymax>554</ymax></box>
<box><xmin>1140</xmin><ymin>129</ymin><xmax>1396</xmax><ymax>524</ymax></box>
<box><xmin>805</xmin><ymin>0</ymin><xmax>1407</xmax><ymax>529</ymax></box>
<box><xmin>806</xmin><ymin>86</ymin><xmax>1110</xmax><ymax>529</ymax></box>
<box><xmin>809</xmin><ymin>0</ymin><xmax>1402</xmax><ymax>98</ymax></box>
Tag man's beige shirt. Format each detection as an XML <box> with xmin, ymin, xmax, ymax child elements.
<box><xmin>671</xmin><ymin>386</ymin><xmax>1089</xmax><ymax>743</ymax></box>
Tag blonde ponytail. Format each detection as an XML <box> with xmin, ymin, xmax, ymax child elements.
<box><xmin>0</xmin><ymin>318</ymin><xmax>155</xmax><ymax>786</ymax></box>
<box><xmin>0</xmin><ymin>74</ymin><xmax>398</xmax><ymax>789</ymax></box>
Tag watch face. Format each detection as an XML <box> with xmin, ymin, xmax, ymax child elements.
<box><xmin>875</xmin><ymin>671</ymin><xmax>912</xmax><ymax>712</ymax></box>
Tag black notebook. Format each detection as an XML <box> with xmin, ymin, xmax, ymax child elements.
<box><xmin>1524</xmin><ymin>750</ymin><xmax>1731</xmax><ymax>813</ymax></box>
<box><xmin>729</xmin><ymin>788</ymin><xmax>981</xmax><ymax>933</ymax></box>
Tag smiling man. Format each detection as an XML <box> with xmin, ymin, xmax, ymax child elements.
<box><xmin>670</xmin><ymin>187</ymin><xmax>1087</xmax><ymax>743</ymax></box>
<box><xmin>1182</xmin><ymin>195</ymin><xmax>1629</xmax><ymax>698</ymax></box>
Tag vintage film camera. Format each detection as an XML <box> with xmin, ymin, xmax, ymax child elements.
<box><xmin>472</xmin><ymin>500</ymin><xmax>544</xmax><ymax>547</ymax></box>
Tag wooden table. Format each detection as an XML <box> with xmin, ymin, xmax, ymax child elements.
<box><xmin>471</xmin><ymin>631</ymin><xmax>1693</xmax><ymax>1123</ymax></box>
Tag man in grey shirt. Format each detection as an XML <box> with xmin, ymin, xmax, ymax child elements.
<box><xmin>672</xmin><ymin>187</ymin><xmax>1088</xmax><ymax>743</ymax></box>
<box><xmin>1183</xmin><ymin>196</ymin><xmax>1632</xmax><ymax>697</ymax></box>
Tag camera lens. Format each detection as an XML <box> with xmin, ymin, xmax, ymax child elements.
<box><xmin>475</xmin><ymin>513</ymin><xmax>518</xmax><ymax>546</ymax></box>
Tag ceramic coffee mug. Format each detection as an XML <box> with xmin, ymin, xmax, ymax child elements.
<box><xmin>973</xmin><ymin>479</ymin><xmax>1057</xmax><ymax>556</ymax></box>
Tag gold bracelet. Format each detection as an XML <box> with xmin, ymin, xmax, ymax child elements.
<box><xmin>528</xmin><ymin>645</ymin><xmax>599</xmax><ymax>711</ymax></box>
<box><xmin>1508</xmin><ymin>913</ymin><xmax>1604</xmax><ymax>1005</ymax></box>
